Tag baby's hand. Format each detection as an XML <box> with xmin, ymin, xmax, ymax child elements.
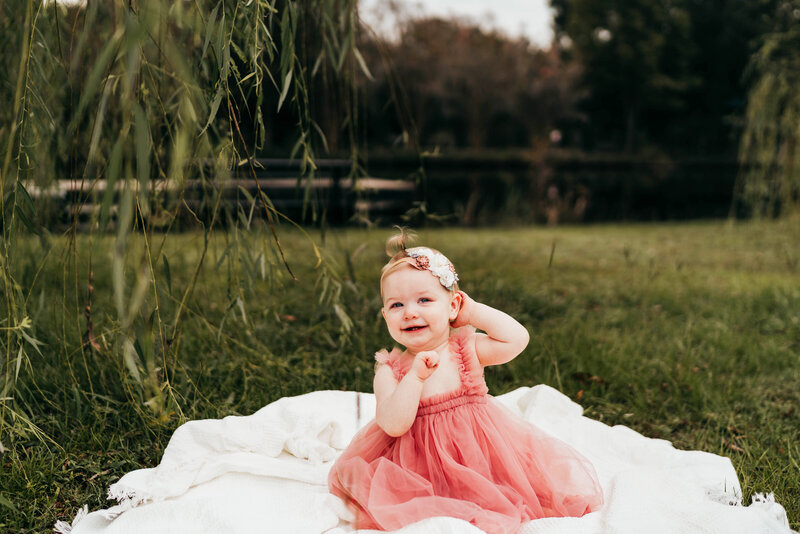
<box><xmin>450</xmin><ymin>290</ymin><xmax>475</xmax><ymax>328</ymax></box>
<box><xmin>412</xmin><ymin>351</ymin><xmax>439</xmax><ymax>380</ymax></box>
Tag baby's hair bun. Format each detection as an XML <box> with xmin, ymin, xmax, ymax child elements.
<box><xmin>385</xmin><ymin>226</ymin><xmax>416</xmax><ymax>257</ymax></box>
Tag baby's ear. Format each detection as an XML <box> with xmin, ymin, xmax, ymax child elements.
<box><xmin>449</xmin><ymin>291</ymin><xmax>463</xmax><ymax>320</ymax></box>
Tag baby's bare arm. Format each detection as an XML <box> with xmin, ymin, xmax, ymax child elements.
<box><xmin>453</xmin><ymin>291</ymin><xmax>529</xmax><ymax>366</ymax></box>
<box><xmin>374</xmin><ymin>352</ymin><xmax>438</xmax><ymax>437</ymax></box>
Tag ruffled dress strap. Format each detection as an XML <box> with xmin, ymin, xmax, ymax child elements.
<box><xmin>374</xmin><ymin>347</ymin><xmax>408</xmax><ymax>382</ymax></box>
<box><xmin>447</xmin><ymin>327</ymin><xmax>488</xmax><ymax>396</ymax></box>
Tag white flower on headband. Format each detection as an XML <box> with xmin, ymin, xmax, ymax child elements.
<box><xmin>406</xmin><ymin>247</ymin><xmax>459</xmax><ymax>290</ymax></box>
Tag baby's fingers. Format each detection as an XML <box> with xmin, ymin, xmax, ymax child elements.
<box><xmin>422</xmin><ymin>352</ymin><xmax>439</xmax><ymax>368</ymax></box>
<box><xmin>412</xmin><ymin>352</ymin><xmax>438</xmax><ymax>380</ymax></box>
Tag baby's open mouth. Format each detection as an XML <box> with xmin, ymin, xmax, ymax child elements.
<box><xmin>403</xmin><ymin>325</ymin><xmax>427</xmax><ymax>332</ymax></box>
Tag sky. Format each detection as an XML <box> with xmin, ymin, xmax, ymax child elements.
<box><xmin>359</xmin><ymin>0</ymin><xmax>555</xmax><ymax>48</ymax></box>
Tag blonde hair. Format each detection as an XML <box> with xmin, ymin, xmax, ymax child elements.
<box><xmin>379</xmin><ymin>227</ymin><xmax>459</xmax><ymax>296</ymax></box>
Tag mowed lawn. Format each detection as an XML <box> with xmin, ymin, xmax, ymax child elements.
<box><xmin>1</xmin><ymin>220</ymin><xmax>799</xmax><ymax>531</ymax></box>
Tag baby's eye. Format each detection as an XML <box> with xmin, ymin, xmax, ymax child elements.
<box><xmin>419</xmin><ymin>297</ymin><xmax>432</xmax><ymax>303</ymax></box>
<box><xmin>390</xmin><ymin>302</ymin><xmax>403</xmax><ymax>308</ymax></box>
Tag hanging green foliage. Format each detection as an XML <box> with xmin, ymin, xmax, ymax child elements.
<box><xmin>0</xmin><ymin>0</ymin><xmax>369</xmax><ymax>439</ymax></box>
<box><xmin>737</xmin><ymin>2</ymin><xmax>800</xmax><ymax>217</ymax></box>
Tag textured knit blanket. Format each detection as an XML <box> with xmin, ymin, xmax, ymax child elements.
<box><xmin>57</xmin><ymin>386</ymin><xmax>794</xmax><ymax>534</ymax></box>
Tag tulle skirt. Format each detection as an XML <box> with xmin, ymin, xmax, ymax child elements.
<box><xmin>328</xmin><ymin>393</ymin><xmax>603</xmax><ymax>533</ymax></box>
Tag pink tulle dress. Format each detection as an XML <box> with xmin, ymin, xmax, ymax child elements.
<box><xmin>328</xmin><ymin>328</ymin><xmax>604</xmax><ymax>533</ymax></box>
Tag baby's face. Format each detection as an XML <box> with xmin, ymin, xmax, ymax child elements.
<box><xmin>381</xmin><ymin>265</ymin><xmax>459</xmax><ymax>353</ymax></box>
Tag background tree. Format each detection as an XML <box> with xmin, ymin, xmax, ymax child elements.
<box><xmin>552</xmin><ymin>0</ymin><xmax>777</xmax><ymax>154</ymax></box>
<box><xmin>679</xmin><ymin>0</ymin><xmax>779</xmax><ymax>154</ymax></box>
<box><xmin>736</xmin><ymin>0</ymin><xmax>800</xmax><ymax>216</ymax></box>
<box><xmin>358</xmin><ymin>16</ymin><xmax>582</xmax><ymax>150</ymax></box>
<box><xmin>553</xmin><ymin>0</ymin><xmax>695</xmax><ymax>153</ymax></box>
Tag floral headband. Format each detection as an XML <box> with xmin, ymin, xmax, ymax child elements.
<box><xmin>406</xmin><ymin>247</ymin><xmax>459</xmax><ymax>290</ymax></box>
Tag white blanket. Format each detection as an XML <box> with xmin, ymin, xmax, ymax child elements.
<box><xmin>58</xmin><ymin>386</ymin><xmax>795</xmax><ymax>534</ymax></box>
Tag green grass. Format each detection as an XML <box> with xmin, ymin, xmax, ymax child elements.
<box><xmin>2</xmin><ymin>220</ymin><xmax>799</xmax><ymax>531</ymax></box>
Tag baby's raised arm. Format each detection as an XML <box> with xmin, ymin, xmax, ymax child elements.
<box><xmin>374</xmin><ymin>351</ymin><xmax>438</xmax><ymax>437</ymax></box>
<box><xmin>452</xmin><ymin>291</ymin><xmax>529</xmax><ymax>366</ymax></box>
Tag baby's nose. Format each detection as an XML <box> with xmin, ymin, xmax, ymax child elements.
<box><xmin>403</xmin><ymin>305</ymin><xmax>419</xmax><ymax>319</ymax></box>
